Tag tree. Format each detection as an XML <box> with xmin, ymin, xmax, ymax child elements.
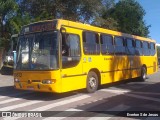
<box><xmin>18</xmin><ymin>0</ymin><xmax>105</xmax><ymax>23</ymax></box>
<box><xmin>18</xmin><ymin>0</ymin><xmax>56</xmax><ymax>21</ymax></box>
<box><xmin>0</xmin><ymin>0</ymin><xmax>17</xmax><ymax>38</ymax></box>
<box><xmin>106</xmin><ymin>0</ymin><xmax>150</xmax><ymax>37</ymax></box>
<box><xmin>92</xmin><ymin>0</ymin><xmax>118</xmax><ymax>30</ymax></box>
<box><xmin>0</xmin><ymin>0</ymin><xmax>18</xmax><ymax>50</ymax></box>
<box><xmin>0</xmin><ymin>0</ymin><xmax>31</xmax><ymax>50</ymax></box>
<box><xmin>7</xmin><ymin>10</ymin><xmax>31</xmax><ymax>34</ymax></box>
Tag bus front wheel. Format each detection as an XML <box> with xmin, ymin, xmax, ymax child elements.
<box><xmin>86</xmin><ymin>71</ymin><xmax>98</xmax><ymax>93</ymax></box>
<box><xmin>140</xmin><ymin>67</ymin><xmax>147</xmax><ymax>81</ymax></box>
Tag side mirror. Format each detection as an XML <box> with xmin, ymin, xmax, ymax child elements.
<box><xmin>13</xmin><ymin>51</ymin><xmax>16</xmax><ymax>69</ymax></box>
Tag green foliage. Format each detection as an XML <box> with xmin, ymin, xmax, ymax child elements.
<box><xmin>0</xmin><ymin>37</ymin><xmax>9</xmax><ymax>49</ymax></box>
<box><xmin>0</xmin><ymin>0</ymin><xmax>151</xmax><ymax>50</ymax></box>
<box><xmin>8</xmin><ymin>12</ymin><xmax>31</xmax><ymax>34</ymax></box>
<box><xmin>18</xmin><ymin>0</ymin><xmax>104</xmax><ymax>23</ymax></box>
<box><xmin>92</xmin><ymin>0</ymin><xmax>118</xmax><ymax>30</ymax></box>
<box><xmin>0</xmin><ymin>0</ymin><xmax>18</xmax><ymax>50</ymax></box>
<box><xmin>106</xmin><ymin>0</ymin><xmax>150</xmax><ymax>37</ymax></box>
<box><xmin>0</xmin><ymin>0</ymin><xmax>17</xmax><ymax>37</ymax></box>
<box><xmin>92</xmin><ymin>17</ymin><xmax>118</xmax><ymax>30</ymax></box>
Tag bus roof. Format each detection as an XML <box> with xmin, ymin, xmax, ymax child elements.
<box><xmin>21</xmin><ymin>19</ymin><xmax>156</xmax><ymax>43</ymax></box>
<box><xmin>58</xmin><ymin>19</ymin><xmax>156</xmax><ymax>43</ymax></box>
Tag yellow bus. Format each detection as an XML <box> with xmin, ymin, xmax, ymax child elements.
<box><xmin>14</xmin><ymin>19</ymin><xmax>157</xmax><ymax>93</ymax></box>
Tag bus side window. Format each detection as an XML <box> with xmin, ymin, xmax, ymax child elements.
<box><xmin>83</xmin><ymin>31</ymin><xmax>100</xmax><ymax>55</ymax></box>
<box><xmin>62</xmin><ymin>34</ymin><xmax>81</xmax><ymax>68</ymax></box>
<box><xmin>135</xmin><ymin>40</ymin><xmax>143</xmax><ymax>56</ymax></box>
<box><xmin>114</xmin><ymin>37</ymin><xmax>126</xmax><ymax>55</ymax></box>
<box><xmin>100</xmin><ymin>34</ymin><xmax>114</xmax><ymax>55</ymax></box>
<box><xmin>143</xmin><ymin>41</ymin><xmax>150</xmax><ymax>56</ymax></box>
<box><xmin>126</xmin><ymin>38</ymin><xmax>135</xmax><ymax>55</ymax></box>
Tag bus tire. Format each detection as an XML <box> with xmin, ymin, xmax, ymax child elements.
<box><xmin>140</xmin><ymin>67</ymin><xmax>147</xmax><ymax>81</ymax></box>
<box><xmin>86</xmin><ymin>71</ymin><xmax>98</xmax><ymax>93</ymax></box>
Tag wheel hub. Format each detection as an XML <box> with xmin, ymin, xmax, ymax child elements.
<box><xmin>89</xmin><ymin>77</ymin><xmax>96</xmax><ymax>89</ymax></box>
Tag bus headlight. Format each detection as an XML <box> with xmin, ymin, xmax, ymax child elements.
<box><xmin>42</xmin><ymin>79</ymin><xmax>56</xmax><ymax>84</ymax></box>
<box><xmin>14</xmin><ymin>78</ymin><xmax>20</xmax><ymax>83</ymax></box>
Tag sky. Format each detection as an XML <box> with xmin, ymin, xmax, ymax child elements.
<box><xmin>137</xmin><ymin>0</ymin><xmax>160</xmax><ymax>43</ymax></box>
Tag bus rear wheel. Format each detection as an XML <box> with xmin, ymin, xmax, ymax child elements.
<box><xmin>140</xmin><ymin>67</ymin><xmax>147</xmax><ymax>81</ymax></box>
<box><xmin>86</xmin><ymin>71</ymin><xmax>98</xmax><ymax>93</ymax></box>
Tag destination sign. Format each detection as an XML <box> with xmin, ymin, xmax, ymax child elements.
<box><xmin>21</xmin><ymin>21</ymin><xmax>57</xmax><ymax>34</ymax></box>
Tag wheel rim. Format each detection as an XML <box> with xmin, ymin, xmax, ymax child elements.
<box><xmin>89</xmin><ymin>77</ymin><xmax>97</xmax><ymax>89</ymax></box>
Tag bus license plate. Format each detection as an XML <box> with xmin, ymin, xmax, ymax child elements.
<box><xmin>27</xmin><ymin>86</ymin><xmax>34</xmax><ymax>90</ymax></box>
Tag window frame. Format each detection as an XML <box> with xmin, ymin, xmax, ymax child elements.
<box><xmin>114</xmin><ymin>36</ymin><xmax>126</xmax><ymax>55</ymax></box>
<box><xmin>114</xmin><ymin>36</ymin><xmax>125</xmax><ymax>46</ymax></box>
<box><xmin>142</xmin><ymin>41</ymin><xmax>151</xmax><ymax>56</ymax></box>
<box><xmin>100</xmin><ymin>34</ymin><xmax>114</xmax><ymax>55</ymax></box>
<box><xmin>83</xmin><ymin>31</ymin><xmax>100</xmax><ymax>55</ymax></box>
<box><xmin>126</xmin><ymin>38</ymin><xmax>136</xmax><ymax>55</ymax></box>
<box><xmin>61</xmin><ymin>33</ymin><xmax>81</xmax><ymax>69</ymax></box>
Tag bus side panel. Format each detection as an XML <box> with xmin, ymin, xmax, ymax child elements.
<box><xmin>130</xmin><ymin>56</ymin><xmax>141</xmax><ymax>78</ymax></box>
<box><xmin>113</xmin><ymin>56</ymin><xmax>130</xmax><ymax>82</ymax></box>
<box><xmin>101</xmin><ymin>56</ymin><xmax>116</xmax><ymax>84</ymax></box>
<box><xmin>101</xmin><ymin>55</ymin><xmax>131</xmax><ymax>84</ymax></box>
<box><xmin>61</xmin><ymin>75</ymin><xmax>87</xmax><ymax>92</ymax></box>
<box><xmin>142</xmin><ymin>56</ymin><xmax>157</xmax><ymax>75</ymax></box>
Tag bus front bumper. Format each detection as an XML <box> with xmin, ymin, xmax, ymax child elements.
<box><xmin>14</xmin><ymin>82</ymin><xmax>59</xmax><ymax>93</ymax></box>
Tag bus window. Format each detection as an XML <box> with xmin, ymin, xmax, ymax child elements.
<box><xmin>143</xmin><ymin>41</ymin><xmax>150</xmax><ymax>56</ymax></box>
<box><xmin>150</xmin><ymin>42</ymin><xmax>156</xmax><ymax>56</ymax></box>
<box><xmin>62</xmin><ymin>34</ymin><xmax>81</xmax><ymax>68</ymax></box>
<box><xmin>135</xmin><ymin>40</ymin><xmax>143</xmax><ymax>56</ymax></box>
<box><xmin>114</xmin><ymin>37</ymin><xmax>126</xmax><ymax>55</ymax></box>
<box><xmin>83</xmin><ymin>31</ymin><xmax>100</xmax><ymax>55</ymax></box>
<box><xmin>17</xmin><ymin>31</ymin><xmax>58</xmax><ymax>70</ymax></box>
<box><xmin>100</xmin><ymin>34</ymin><xmax>114</xmax><ymax>55</ymax></box>
<box><xmin>126</xmin><ymin>38</ymin><xmax>135</xmax><ymax>55</ymax></box>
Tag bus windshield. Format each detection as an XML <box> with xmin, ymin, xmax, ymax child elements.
<box><xmin>16</xmin><ymin>31</ymin><xmax>58</xmax><ymax>70</ymax></box>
